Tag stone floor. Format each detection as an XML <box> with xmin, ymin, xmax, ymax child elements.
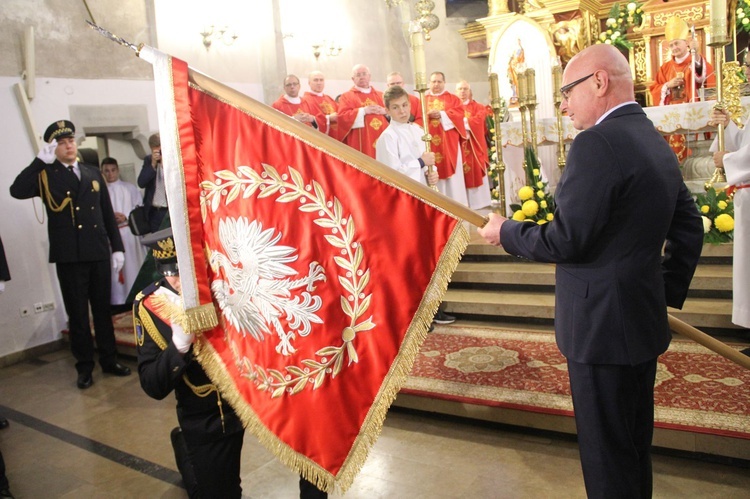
<box><xmin>0</xmin><ymin>348</ymin><xmax>748</xmax><ymax>498</ymax></box>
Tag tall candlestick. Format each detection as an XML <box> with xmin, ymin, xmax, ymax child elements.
<box><xmin>709</xmin><ymin>0</ymin><xmax>727</xmax><ymax>43</ymax></box>
<box><xmin>552</xmin><ymin>65</ymin><xmax>562</xmax><ymax>103</ymax></box>
<box><xmin>490</xmin><ymin>73</ymin><xmax>500</xmax><ymax>102</ymax></box>
<box><xmin>517</xmin><ymin>70</ymin><xmax>527</xmax><ymax>106</ymax></box>
<box><xmin>525</xmin><ymin>68</ymin><xmax>536</xmax><ymax>103</ymax></box>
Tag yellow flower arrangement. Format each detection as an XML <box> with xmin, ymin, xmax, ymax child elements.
<box><xmin>509</xmin><ymin>147</ymin><xmax>556</xmax><ymax>224</ymax></box>
<box><xmin>695</xmin><ymin>188</ymin><xmax>734</xmax><ymax>244</ymax></box>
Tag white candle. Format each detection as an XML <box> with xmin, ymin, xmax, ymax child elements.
<box><xmin>709</xmin><ymin>0</ymin><xmax>727</xmax><ymax>41</ymax></box>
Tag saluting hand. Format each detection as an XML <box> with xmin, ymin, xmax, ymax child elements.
<box><xmin>37</xmin><ymin>140</ymin><xmax>57</xmax><ymax>164</ymax></box>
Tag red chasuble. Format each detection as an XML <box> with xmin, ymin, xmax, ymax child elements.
<box><xmin>336</xmin><ymin>87</ymin><xmax>387</xmax><ymax>158</ymax></box>
<box><xmin>144</xmin><ymin>49</ymin><xmax>469</xmax><ymax>494</ymax></box>
<box><xmin>271</xmin><ymin>95</ymin><xmax>316</xmax><ymax>127</ymax></box>
<box><xmin>409</xmin><ymin>93</ymin><xmax>423</xmax><ymax>126</ymax></box>
<box><xmin>460</xmin><ymin>100</ymin><xmax>489</xmax><ymax>188</ymax></box>
<box><xmin>649</xmin><ymin>55</ymin><xmax>716</xmax><ymax>162</ymax></box>
<box><xmin>649</xmin><ymin>55</ymin><xmax>715</xmax><ymax>106</ymax></box>
<box><xmin>425</xmin><ymin>91</ymin><xmax>466</xmax><ymax>179</ymax></box>
<box><xmin>302</xmin><ymin>92</ymin><xmax>342</xmax><ymax>140</ymax></box>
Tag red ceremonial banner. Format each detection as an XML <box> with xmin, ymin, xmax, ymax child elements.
<box><xmin>143</xmin><ymin>48</ymin><xmax>475</xmax><ymax>492</ymax></box>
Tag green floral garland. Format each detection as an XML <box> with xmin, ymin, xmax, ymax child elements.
<box><xmin>695</xmin><ymin>188</ymin><xmax>735</xmax><ymax>244</ymax></box>
<box><xmin>509</xmin><ymin>147</ymin><xmax>556</xmax><ymax>224</ymax></box>
<box><xmin>597</xmin><ymin>2</ymin><xmax>644</xmax><ymax>51</ymax></box>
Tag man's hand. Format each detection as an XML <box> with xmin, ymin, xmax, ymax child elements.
<box><xmin>421</xmin><ymin>151</ymin><xmax>435</xmax><ymax>167</ymax></box>
<box><xmin>667</xmin><ymin>75</ymin><xmax>684</xmax><ymax>89</ymax></box>
<box><xmin>364</xmin><ymin>105</ymin><xmax>386</xmax><ymax>115</ymax></box>
<box><xmin>425</xmin><ymin>170</ymin><xmax>439</xmax><ymax>186</ymax></box>
<box><xmin>37</xmin><ymin>140</ymin><xmax>57</xmax><ymax>164</ymax></box>
<box><xmin>151</xmin><ymin>150</ymin><xmax>162</xmax><ymax>168</ymax></box>
<box><xmin>171</xmin><ymin>320</ymin><xmax>194</xmax><ymax>354</ymax></box>
<box><xmin>428</xmin><ymin>110</ymin><xmax>441</xmax><ymax>119</ymax></box>
<box><xmin>0</xmin><ymin>281</ymin><xmax>5</xmax><ymax>294</ymax></box>
<box><xmin>477</xmin><ymin>213</ymin><xmax>508</xmax><ymax>247</ymax></box>
<box><xmin>328</xmin><ymin>112</ymin><xmax>338</xmax><ymax>123</ymax></box>
<box><xmin>713</xmin><ymin>151</ymin><xmax>728</xmax><ymax>168</ymax></box>
<box><xmin>294</xmin><ymin>113</ymin><xmax>315</xmax><ymax>124</ymax></box>
<box><xmin>112</xmin><ymin>251</ymin><xmax>125</xmax><ymax>273</ymax></box>
<box><xmin>114</xmin><ymin>212</ymin><xmax>128</xmax><ymax>224</ymax></box>
<box><xmin>709</xmin><ymin>108</ymin><xmax>730</xmax><ymax>127</ymax></box>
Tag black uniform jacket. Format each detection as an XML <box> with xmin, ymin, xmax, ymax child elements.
<box><xmin>10</xmin><ymin>158</ymin><xmax>124</xmax><ymax>263</ymax></box>
<box><xmin>134</xmin><ymin>280</ymin><xmax>243</xmax><ymax>446</ymax></box>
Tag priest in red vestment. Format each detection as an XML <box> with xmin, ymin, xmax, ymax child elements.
<box><xmin>456</xmin><ymin>80</ymin><xmax>491</xmax><ymax>209</ymax></box>
<box><xmin>271</xmin><ymin>75</ymin><xmax>317</xmax><ymax>127</ymax></box>
<box><xmin>426</xmin><ymin>71</ymin><xmax>467</xmax><ymax>205</ymax></box>
<box><xmin>386</xmin><ymin>71</ymin><xmax>423</xmax><ymax>125</ymax></box>
<box><xmin>337</xmin><ymin>64</ymin><xmax>388</xmax><ymax>158</ymax></box>
<box><xmin>302</xmin><ymin>70</ymin><xmax>341</xmax><ymax>140</ymax></box>
<box><xmin>648</xmin><ymin>16</ymin><xmax>715</xmax><ymax>162</ymax></box>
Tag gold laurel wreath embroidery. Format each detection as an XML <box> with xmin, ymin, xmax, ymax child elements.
<box><xmin>200</xmin><ymin>164</ymin><xmax>375</xmax><ymax>398</ymax></box>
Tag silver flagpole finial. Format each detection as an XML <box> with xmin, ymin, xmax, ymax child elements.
<box><xmin>86</xmin><ymin>20</ymin><xmax>142</xmax><ymax>56</ymax></box>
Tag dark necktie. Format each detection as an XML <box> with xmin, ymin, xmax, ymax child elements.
<box><xmin>67</xmin><ymin>165</ymin><xmax>79</xmax><ymax>183</ymax></box>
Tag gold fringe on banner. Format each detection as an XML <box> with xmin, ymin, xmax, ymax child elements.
<box><xmin>184</xmin><ymin>303</ymin><xmax>219</xmax><ymax>334</ymax></box>
<box><xmin>195</xmin><ymin>222</ymin><xmax>470</xmax><ymax>494</ymax></box>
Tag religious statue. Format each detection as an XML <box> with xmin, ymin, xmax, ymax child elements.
<box><xmin>550</xmin><ymin>20</ymin><xmax>582</xmax><ymax>66</ymax></box>
<box><xmin>507</xmin><ymin>38</ymin><xmax>525</xmax><ymax>105</ymax></box>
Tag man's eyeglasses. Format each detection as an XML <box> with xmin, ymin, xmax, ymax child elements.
<box><xmin>560</xmin><ymin>73</ymin><xmax>595</xmax><ymax>101</ymax></box>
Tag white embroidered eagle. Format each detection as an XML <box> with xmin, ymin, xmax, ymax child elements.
<box><xmin>208</xmin><ymin>217</ymin><xmax>326</xmax><ymax>356</ymax></box>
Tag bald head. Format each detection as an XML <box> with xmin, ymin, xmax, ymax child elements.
<box><xmin>561</xmin><ymin>44</ymin><xmax>634</xmax><ymax>130</ymax></box>
<box><xmin>456</xmin><ymin>80</ymin><xmax>471</xmax><ymax>102</ymax></box>
<box><xmin>352</xmin><ymin>64</ymin><xmax>371</xmax><ymax>89</ymax></box>
<box><xmin>308</xmin><ymin>70</ymin><xmax>325</xmax><ymax>93</ymax></box>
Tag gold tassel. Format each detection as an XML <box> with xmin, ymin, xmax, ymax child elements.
<box><xmin>185</xmin><ymin>303</ymin><xmax>219</xmax><ymax>334</ymax></box>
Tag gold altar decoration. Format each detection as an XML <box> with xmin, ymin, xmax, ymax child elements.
<box><xmin>488</xmin><ymin>0</ymin><xmax>510</xmax><ymax>16</ymax></box>
<box><xmin>721</xmin><ymin>62</ymin><xmax>744</xmax><ymax>128</ymax></box>
<box><xmin>489</xmin><ymin>73</ymin><xmax>507</xmax><ymax>216</ymax></box>
<box><xmin>516</xmin><ymin>67</ymin><xmax>530</xmax><ymax>171</ymax></box>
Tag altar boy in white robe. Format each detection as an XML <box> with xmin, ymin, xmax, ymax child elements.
<box><xmin>101</xmin><ymin>157</ymin><xmax>145</xmax><ymax>305</ymax></box>
<box><xmin>709</xmin><ymin>109</ymin><xmax>750</xmax><ymax>328</ymax></box>
<box><xmin>376</xmin><ymin>86</ymin><xmax>456</xmax><ymax>326</ymax></box>
<box><xmin>376</xmin><ymin>85</ymin><xmax>439</xmax><ymax>187</ymax></box>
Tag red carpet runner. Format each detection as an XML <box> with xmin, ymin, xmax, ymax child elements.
<box><xmin>401</xmin><ymin>325</ymin><xmax>750</xmax><ymax>439</ymax></box>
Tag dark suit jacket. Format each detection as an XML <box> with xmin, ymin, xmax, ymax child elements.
<box><xmin>0</xmin><ymin>236</ymin><xmax>10</xmax><ymax>282</ymax></box>
<box><xmin>10</xmin><ymin>158</ymin><xmax>124</xmax><ymax>263</ymax></box>
<box><xmin>501</xmin><ymin>104</ymin><xmax>703</xmax><ymax>365</ymax></box>
<box><xmin>137</xmin><ymin>154</ymin><xmax>157</xmax><ymax>211</ymax></box>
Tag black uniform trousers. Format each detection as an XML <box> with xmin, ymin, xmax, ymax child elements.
<box><xmin>56</xmin><ymin>260</ymin><xmax>117</xmax><ymax>374</ymax></box>
<box><xmin>185</xmin><ymin>427</ymin><xmax>244</xmax><ymax>499</ymax></box>
<box><xmin>567</xmin><ymin>358</ymin><xmax>658</xmax><ymax>499</ymax></box>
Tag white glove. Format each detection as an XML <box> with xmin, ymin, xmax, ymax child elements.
<box><xmin>112</xmin><ymin>251</ymin><xmax>125</xmax><ymax>273</ymax></box>
<box><xmin>171</xmin><ymin>320</ymin><xmax>194</xmax><ymax>353</ymax></box>
<box><xmin>0</xmin><ymin>281</ymin><xmax>5</xmax><ymax>294</ymax></box>
<box><xmin>37</xmin><ymin>140</ymin><xmax>58</xmax><ymax>164</ymax></box>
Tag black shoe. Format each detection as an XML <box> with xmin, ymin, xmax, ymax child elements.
<box><xmin>433</xmin><ymin>310</ymin><xmax>456</xmax><ymax>324</ymax></box>
<box><xmin>0</xmin><ymin>417</ymin><xmax>8</xmax><ymax>430</ymax></box>
<box><xmin>428</xmin><ymin>323</ymin><xmax>435</xmax><ymax>333</ymax></box>
<box><xmin>77</xmin><ymin>372</ymin><xmax>94</xmax><ymax>389</ymax></box>
<box><xmin>0</xmin><ymin>486</ymin><xmax>14</xmax><ymax>498</ymax></box>
<box><xmin>102</xmin><ymin>362</ymin><xmax>132</xmax><ymax>376</ymax></box>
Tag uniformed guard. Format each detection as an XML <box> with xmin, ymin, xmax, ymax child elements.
<box><xmin>133</xmin><ymin>228</ymin><xmax>245</xmax><ymax>498</ymax></box>
<box><xmin>10</xmin><ymin>119</ymin><xmax>131</xmax><ymax>389</ymax></box>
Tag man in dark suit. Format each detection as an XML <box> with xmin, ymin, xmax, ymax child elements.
<box><xmin>478</xmin><ymin>44</ymin><xmax>703</xmax><ymax>498</ymax></box>
<box><xmin>137</xmin><ymin>132</ymin><xmax>169</xmax><ymax>233</ymax></box>
<box><xmin>10</xmin><ymin>120</ymin><xmax>132</xmax><ymax>389</ymax></box>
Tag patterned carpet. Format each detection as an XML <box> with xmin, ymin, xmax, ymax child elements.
<box><xmin>402</xmin><ymin>325</ymin><xmax>750</xmax><ymax>439</ymax></box>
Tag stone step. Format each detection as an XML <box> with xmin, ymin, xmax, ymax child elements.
<box><xmin>442</xmin><ymin>288</ymin><xmax>740</xmax><ymax>329</ymax></box>
<box><xmin>451</xmin><ymin>262</ymin><xmax>733</xmax><ymax>291</ymax></box>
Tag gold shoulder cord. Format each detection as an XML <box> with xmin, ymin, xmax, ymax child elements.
<box><xmin>137</xmin><ymin>301</ymin><xmax>169</xmax><ymax>350</ymax></box>
<box><xmin>182</xmin><ymin>374</ymin><xmax>226</xmax><ymax>433</ymax></box>
<box><xmin>38</xmin><ymin>170</ymin><xmax>75</xmax><ymax>223</ymax></box>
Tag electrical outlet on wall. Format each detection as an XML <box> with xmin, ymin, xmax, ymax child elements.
<box><xmin>34</xmin><ymin>302</ymin><xmax>44</xmax><ymax>313</ymax></box>
<box><xmin>42</xmin><ymin>302</ymin><xmax>55</xmax><ymax>311</ymax></box>
<box><xmin>19</xmin><ymin>307</ymin><xmax>30</xmax><ymax>317</ymax></box>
